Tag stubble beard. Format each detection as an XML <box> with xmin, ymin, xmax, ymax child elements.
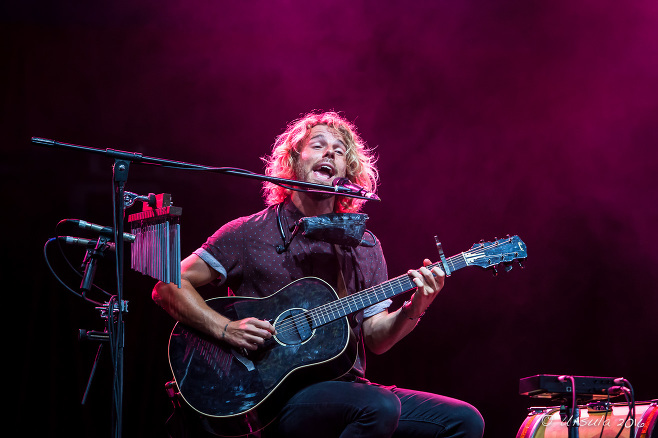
<box><xmin>292</xmin><ymin>159</ymin><xmax>334</xmax><ymax>201</ymax></box>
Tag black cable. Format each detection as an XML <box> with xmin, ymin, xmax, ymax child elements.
<box><xmin>55</xmin><ymin>219</ymin><xmax>89</xmax><ymax>280</ymax></box>
<box><xmin>621</xmin><ymin>379</ymin><xmax>635</xmax><ymax>438</ymax></box>
<box><xmin>43</xmin><ymin>238</ymin><xmax>106</xmax><ymax>306</ymax></box>
<box><xmin>613</xmin><ymin>387</ymin><xmax>631</xmax><ymax>438</ymax></box>
<box><xmin>597</xmin><ymin>393</ymin><xmax>611</xmax><ymax>438</ymax></box>
<box><xmin>558</xmin><ymin>375</ymin><xmax>578</xmax><ymax>436</ymax></box>
<box><xmin>568</xmin><ymin>376</ymin><xmax>578</xmax><ymax>433</ymax></box>
<box><xmin>44</xmin><ymin>238</ymin><xmax>84</xmax><ymax>300</ymax></box>
<box><xmin>54</xmin><ymin>219</ymin><xmax>113</xmax><ymax>299</ymax></box>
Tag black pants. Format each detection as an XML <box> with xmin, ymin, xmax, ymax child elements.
<box><xmin>168</xmin><ymin>380</ymin><xmax>484</xmax><ymax>438</ymax></box>
<box><xmin>263</xmin><ymin>380</ymin><xmax>485</xmax><ymax>438</ymax></box>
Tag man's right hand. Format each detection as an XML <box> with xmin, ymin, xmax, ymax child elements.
<box><xmin>224</xmin><ymin>317</ymin><xmax>276</xmax><ymax>351</ymax></box>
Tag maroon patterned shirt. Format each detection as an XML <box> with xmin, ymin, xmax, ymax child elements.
<box><xmin>193</xmin><ymin>200</ymin><xmax>391</xmax><ymax>377</ymax></box>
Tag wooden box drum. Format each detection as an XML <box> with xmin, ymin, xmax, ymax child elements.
<box><xmin>516</xmin><ymin>401</ymin><xmax>657</xmax><ymax>438</ymax></box>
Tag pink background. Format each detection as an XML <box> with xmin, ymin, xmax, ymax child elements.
<box><xmin>5</xmin><ymin>0</ymin><xmax>657</xmax><ymax>436</ymax></box>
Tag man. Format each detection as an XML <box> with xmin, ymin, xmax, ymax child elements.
<box><xmin>153</xmin><ymin>111</ymin><xmax>485</xmax><ymax>437</ymax></box>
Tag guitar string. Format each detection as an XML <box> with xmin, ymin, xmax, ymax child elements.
<box><xmin>272</xmin><ymin>242</ymin><xmax>506</xmax><ymax>337</ymax></box>
<box><xmin>271</xmin><ymin>240</ymin><xmax>520</xmax><ymax>338</ymax></box>
<box><xmin>272</xmin><ymin>255</ymin><xmax>455</xmax><ymax>334</ymax></box>
<box><xmin>295</xmin><ymin>240</ymin><xmax>491</xmax><ymax>327</ymax></box>
<box><xmin>271</xmin><ymin>241</ymin><xmax>517</xmax><ymax>337</ymax></box>
<box><xmin>270</xmin><ymin>246</ymin><xmax>487</xmax><ymax>334</ymax></box>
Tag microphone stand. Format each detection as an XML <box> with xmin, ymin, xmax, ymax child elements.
<box><xmin>111</xmin><ymin>158</ymin><xmax>129</xmax><ymax>438</ymax></box>
<box><xmin>31</xmin><ymin>137</ymin><xmax>378</xmax><ymax>200</ymax></box>
<box><xmin>78</xmin><ymin>234</ymin><xmax>115</xmax><ymax>413</ymax></box>
<box><xmin>32</xmin><ymin>136</ymin><xmax>380</xmax><ymax>438</ymax></box>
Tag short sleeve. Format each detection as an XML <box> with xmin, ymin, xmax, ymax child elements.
<box><xmin>194</xmin><ymin>216</ymin><xmax>246</xmax><ymax>287</ymax></box>
<box><xmin>360</xmin><ymin>233</ymin><xmax>392</xmax><ymax>318</ymax></box>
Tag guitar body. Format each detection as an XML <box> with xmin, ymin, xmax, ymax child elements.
<box><xmin>168</xmin><ymin>277</ymin><xmax>357</xmax><ymax>437</ymax></box>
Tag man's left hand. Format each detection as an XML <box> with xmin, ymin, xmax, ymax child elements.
<box><xmin>406</xmin><ymin>259</ymin><xmax>445</xmax><ymax>318</ymax></box>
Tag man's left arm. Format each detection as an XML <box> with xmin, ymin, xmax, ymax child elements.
<box><xmin>363</xmin><ymin>259</ymin><xmax>445</xmax><ymax>355</ymax></box>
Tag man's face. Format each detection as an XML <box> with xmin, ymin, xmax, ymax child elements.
<box><xmin>294</xmin><ymin>124</ymin><xmax>348</xmax><ymax>186</ymax></box>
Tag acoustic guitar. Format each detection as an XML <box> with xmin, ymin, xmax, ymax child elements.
<box><xmin>168</xmin><ymin>235</ymin><xmax>527</xmax><ymax>436</ymax></box>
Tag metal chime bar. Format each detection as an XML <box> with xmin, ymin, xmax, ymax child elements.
<box><xmin>128</xmin><ymin>194</ymin><xmax>182</xmax><ymax>287</ymax></box>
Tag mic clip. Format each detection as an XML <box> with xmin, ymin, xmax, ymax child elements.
<box><xmin>80</xmin><ymin>236</ymin><xmax>113</xmax><ymax>293</ymax></box>
<box><xmin>124</xmin><ymin>191</ymin><xmax>157</xmax><ymax>209</ymax></box>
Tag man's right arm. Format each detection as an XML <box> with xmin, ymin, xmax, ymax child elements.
<box><xmin>152</xmin><ymin>254</ymin><xmax>274</xmax><ymax>351</ymax></box>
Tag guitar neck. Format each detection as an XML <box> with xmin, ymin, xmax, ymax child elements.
<box><xmin>308</xmin><ymin>253</ymin><xmax>467</xmax><ymax>329</ymax></box>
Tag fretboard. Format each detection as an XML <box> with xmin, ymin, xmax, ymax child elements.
<box><xmin>308</xmin><ymin>253</ymin><xmax>468</xmax><ymax>328</ymax></box>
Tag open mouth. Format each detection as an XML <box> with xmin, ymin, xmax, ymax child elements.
<box><xmin>312</xmin><ymin>162</ymin><xmax>335</xmax><ymax>181</ymax></box>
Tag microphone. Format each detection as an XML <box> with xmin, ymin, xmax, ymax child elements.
<box><xmin>58</xmin><ymin>236</ymin><xmax>116</xmax><ymax>251</ymax></box>
<box><xmin>332</xmin><ymin>178</ymin><xmax>380</xmax><ymax>201</ymax></box>
<box><xmin>66</xmin><ymin>219</ymin><xmax>136</xmax><ymax>242</ymax></box>
<box><xmin>57</xmin><ymin>236</ymin><xmax>116</xmax><ymax>293</ymax></box>
<box><xmin>58</xmin><ymin>236</ymin><xmax>115</xmax><ymax>292</ymax></box>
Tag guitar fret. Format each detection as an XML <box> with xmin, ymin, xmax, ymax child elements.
<box><xmin>314</xmin><ymin>262</ymin><xmax>450</xmax><ymax>327</ymax></box>
<box><xmin>307</xmin><ymin>237</ymin><xmax>525</xmax><ymax>329</ymax></box>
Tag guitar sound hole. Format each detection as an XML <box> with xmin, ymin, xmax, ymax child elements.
<box><xmin>274</xmin><ymin>308</ymin><xmax>314</xmax><ymax>345</ymax></box>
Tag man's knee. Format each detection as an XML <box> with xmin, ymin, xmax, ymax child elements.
<box><xmin>394</xmin><ymin>392</ymin><xmax>485</xmax><ymax>438</ymax></box>
<box><xmin>368</xmin><ymin>388</ymin><xmax>401</xmax><ymax>419</ymax></box>
<box><xmin>453</xmin><ymin>401</ymin><xmax>485</xmax><ymax>438</ymax></box>
<box><xmin>362</xmin><ymin>388</ymin><xmax>401</xmax><ymax>434</ymax></box>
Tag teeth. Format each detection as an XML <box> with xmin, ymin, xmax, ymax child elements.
<box><xmin>319</xmin><ymin>165</ymin><xmax>333</xmax><ymax>174</ymax></box>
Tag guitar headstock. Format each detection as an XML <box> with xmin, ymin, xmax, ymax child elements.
<box><xmin>463</xmin><ymin>235</ymin><xmax>527</xmax><ymax>274</ymax></box>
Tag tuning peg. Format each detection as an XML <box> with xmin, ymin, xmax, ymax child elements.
<box><xmin>517</xmin><ymin>260</ymin><xmax>524</xmax><ymax>269</ymax></box>
<box><xmin>504</xmin><ymin>262</ymin><xmax>513</xmax><ymax>272</ymax></box>
<box><xmin>491</xmin><ymin>267</ymin><xmax>498</xmax><ymax>277</ymax></box>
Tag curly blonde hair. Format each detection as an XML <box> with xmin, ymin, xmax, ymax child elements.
<box><xmin>262</xmin><ymin>111</ymin><xmax>378</xmax><ymax>213</ymax></box>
